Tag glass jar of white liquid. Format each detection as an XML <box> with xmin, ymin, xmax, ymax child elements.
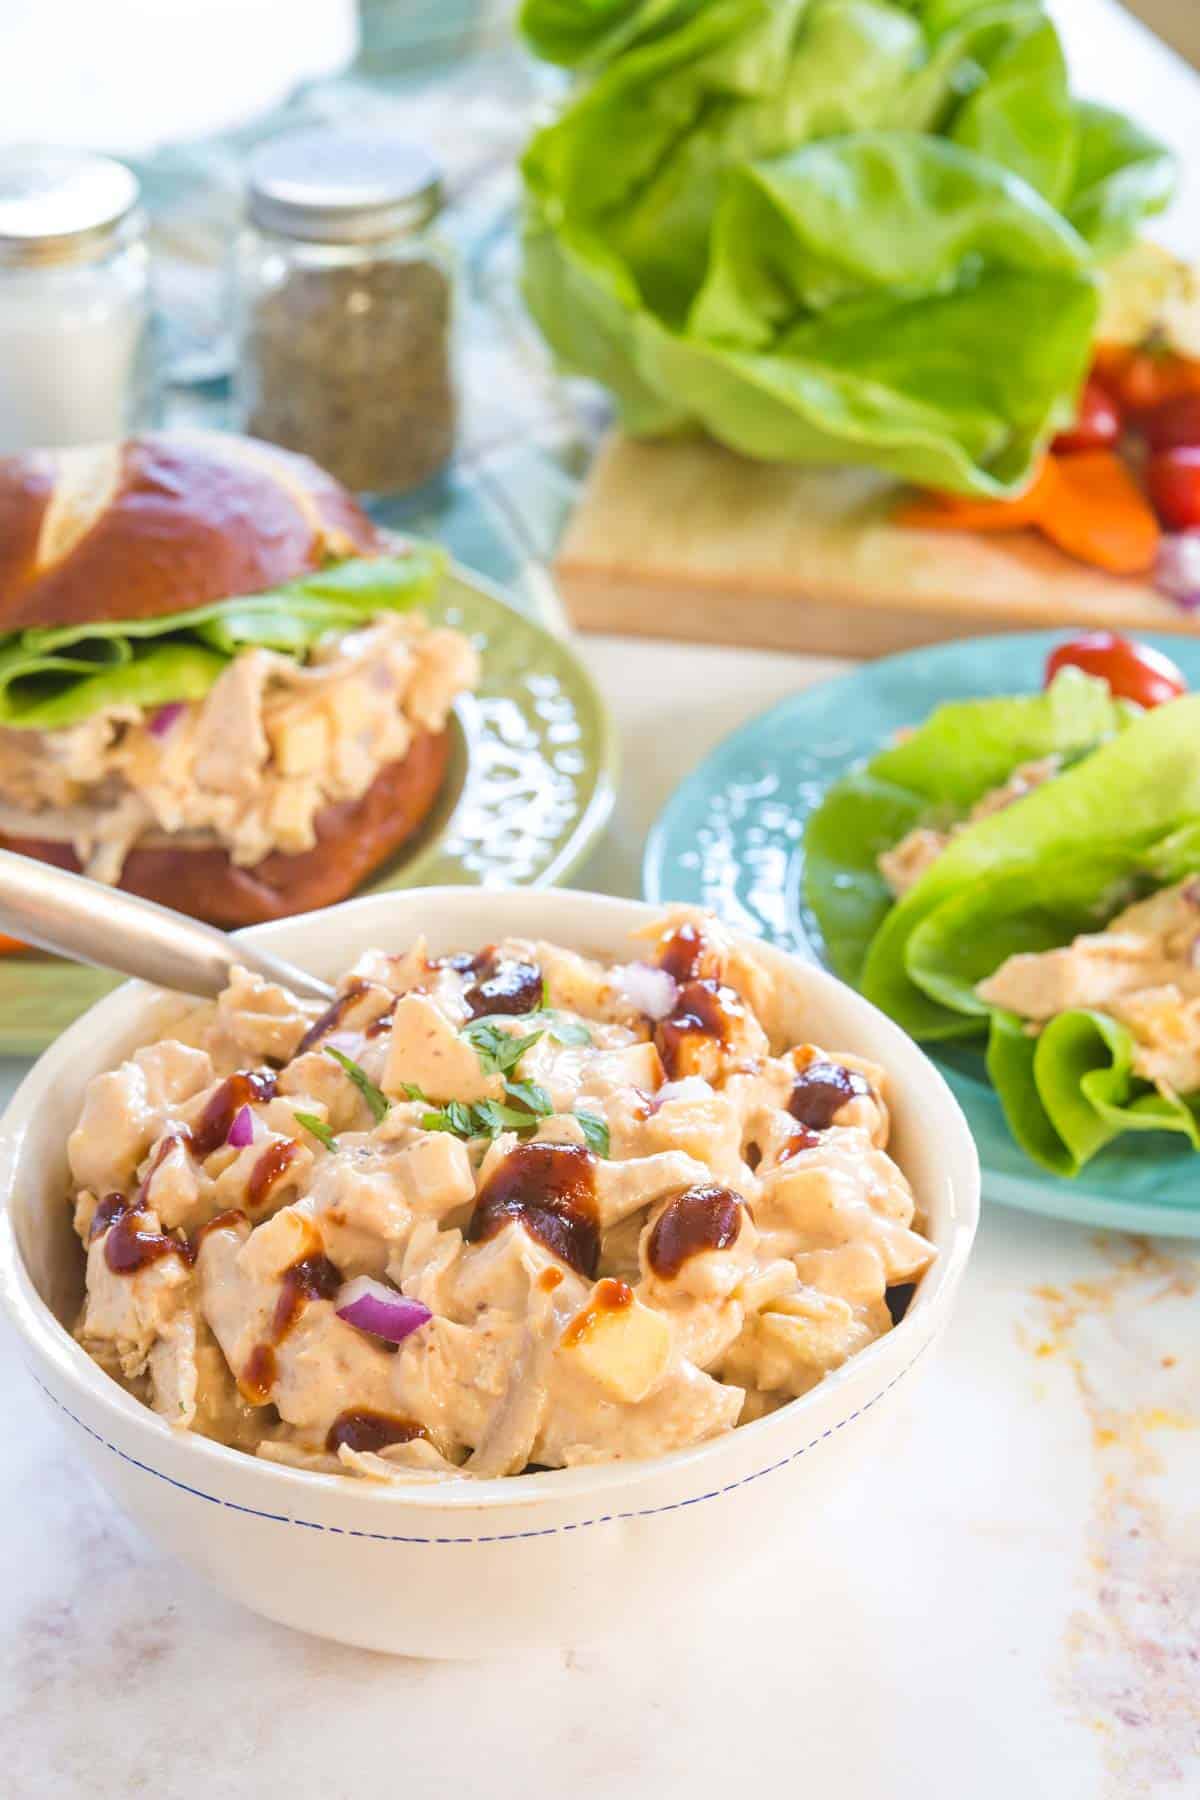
<box><xmin>0</xmin><ymin>149</ymin><xmax>155</xmax><ymax>452</ymax></box>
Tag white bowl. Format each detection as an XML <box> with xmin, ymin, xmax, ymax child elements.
<box><xmin>0</xmin><ymin>888</ymin><xmax>979</xmax><ymax>1657</ymax></box>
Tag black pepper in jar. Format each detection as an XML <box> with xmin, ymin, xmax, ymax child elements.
<box><xmin>236</xmin><ymin>130</ymin><xmax>457</xmax><ymax>496</ymax></box>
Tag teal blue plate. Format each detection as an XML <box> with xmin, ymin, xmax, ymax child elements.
<box><xmin>645</xmin><ymin>629</ymin><xmax>1200</xmax><ymax>1237</ymax></box>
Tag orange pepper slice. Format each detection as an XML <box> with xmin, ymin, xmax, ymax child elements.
<box><xmin>897</xmin><ymin>450</ymin><xmax>1159</xmax><ymax>576</ymax></box>
<box><xmin>1040</xmin><ymin>450</ymin><xmax>1160</xmax><ymax>575</ymax></box>
<box><xmin>894</xmin><ymin>457</ymin><xmax>1061</xmax><ymax>532</ymax></box>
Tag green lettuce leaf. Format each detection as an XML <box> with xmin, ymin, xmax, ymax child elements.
<box><xmin>518</xmin><ymin>0</ymin><xmax>713</xmax><ymax>68</ymax></box>
<box><xmin>860</xmin><ymin>692</ymin><xmax>1200</xmax><ymax>1039</ymax></box>
<box><xmin>987</xmin><ymin>1006</ymin><xmax>1200</xmax><ymax>1176</ymax></box>
<box><xmin>803</xmin><ymin>770</ymin><xmax>927</xmax><ymax>986</ymax></box>
<box><xmin>1065</xmin><ymin>103</ymin><xmax>1179</xmax><ymax>259</ymax></box>
<box><xmin>803</xmin><ymin>667</ymin><xmax>1124</xmax><ymax>985</ymax></box>
<box><xmin>810</xmin><ymin>677</ymin><xmax>1200</xmax><ymax>1173</ymax></box>
<box><xmin>674</xmin><ymin>133</ymin><xmax>1101</xmax><ymax>492</ymax></box>
<box><xmin>0</xmin><ymin>548</ymin><xmax>443</xmax><ymax>731</ymax></box>
<box><xmin>904</xmin><ymin>851</ymin><xmax>1141</xmax><ymax>1023</ymax></box>
<box><xmin>520</xmin><ymin>0</ymin><xmax>1174</xmax><ymax>495</ymax></box>
<box><xmin>945</xmin><ymin>16</ymin><xmax>1077</xmax><ymax>208</ymax></box>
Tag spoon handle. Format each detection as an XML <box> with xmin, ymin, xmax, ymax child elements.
<box><xmin>0</xmin><ymin>849</ymin><xmax>334</xmax><ymax>1003</ymax></box>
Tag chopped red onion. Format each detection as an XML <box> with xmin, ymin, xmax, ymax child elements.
<box><xmin>1191</xmin><ymin>932</ymin><xmax>1200</xmax><ymax>968</ymax></box>
<box><xmin>615</xmin><ymin>961</ymin><xmax>678</xmax><ymax>1021</ymax></box>
<box><xmin>1184</xmin><ymin>877</ymin><xmax>1200</xmax><ymax>909</ymax></box>
<box><xmin>652</xmin><ymin>1076</ymin><xmax>713</xmax><ymax>1111</ymax></box>
<box><xmin>227</xmin><ymin>1104</ymin><xmax>255</xmax><ymax>1149</ymax></box>
<box><xmin>1155</xmin><ymin>534</ymin><xmax>1200</xmax><ymax>612</ymax></box>
<box><xmin>335</xmin><ymin>1275</ymin><xmax>431</xmax><ymax>1346</ymax></box>
<box><xmin>149</xmin><ymin>701</ymin><xmax>187</xmax><ymax>739</ymax></box>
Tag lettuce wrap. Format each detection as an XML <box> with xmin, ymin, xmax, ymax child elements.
<box><xmin>519</xmin><ymin>0</ymin><xmax>1174</xmax><ymax>496</ymax></box>
<box><xmin>0</xmin><ymin>548</ymin><xmax>443</xmax><ymax>733</ymax></box>
<box><xmin>803</xmin><ymin>667</ymin><xmax>1127</xmax><ymax>988</ymax></box>
<box><xmin>805</xmin><ymin>683</ymin><xmax>1200</xmax><ymax>1173</ymax></box>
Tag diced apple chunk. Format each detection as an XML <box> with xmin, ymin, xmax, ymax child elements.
<box><xmin>270</xmin><ymin>710</ymin><xmax>330</xmax><ymax>777</ymax></box>
<box><xmin>382</xmin><ymin>994</ymin><xmax>502</xmax><ymax>1105</ymax></box>
<box><xmin>559</xmin><ymin>1279</ymin><xmax>671</xmax><ymax>1403</ymax></box>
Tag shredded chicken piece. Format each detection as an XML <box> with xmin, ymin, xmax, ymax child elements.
<box><xmin>879</xmin><ymin>755</ymin><xmax>1062</xmax><ymax>897</ymax></box>
<box><xmin>978</xmin><ymin>877</ymin><xmax>1200</xmax><ymax>1094</ymax></box>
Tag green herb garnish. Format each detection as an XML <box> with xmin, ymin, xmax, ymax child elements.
<box><xmin>417</xmin><ymin>1005</ymin><xmax>597</xmax><ymax>1144</ymax></box>
<box><xmin>463</xmin><ymin>1011</ymin><xmax>591</xmax><ymax>1067</ymax></box>
<box><xmin>503</xmin><ymin>1078</ymin><xmax>553</xmax><ymax>1118</ymax></box>
<box><xmin>461</xmin><ymin>1018</ymin><xmax>545</xmax><ymax>1077</ymax></box>
<box><xmin>575</xmin><ymin>1111</ymin><xmax>610</xmax><ymax>1158</ymax></box>
<box><xmin>324</xmin><ymin>1046</ymin><xmax>389</xmax><ymax>1124</ymax></box>
<box><xmin>293</xmin><ymin>1111</ymin><xmax>338</xmax><ymax>1152</ymax></box>
<box><xmin>459</xmin><ymin>1017</ymin><xmax>554</xmax><ymax>1133</ymax></box>
<box><xmin>420</xmin><ymin>1098</ymin><xmax>526</xmax><ymax>1140</ymax></box>
<box><xmin>538</xmin><ymin>1010</ymin><xmax>592</xmax><ymax>1047</ymax></box>
<box><xmin>420</xmin><ymin>1083</ymin><xmax>555</xmax><ymax>1144</ymax></box>
<box><xmin>421</xmin><ymin>1099</ymin><xmax>478</xmax><ymax>1138</ymax></box>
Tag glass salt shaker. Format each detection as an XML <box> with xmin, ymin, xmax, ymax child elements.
<box><xmin>0</xmin><ymin>148</ymin><xmax>155</xmax><ymax>452</ymax></box>
<box><xmin>233</xmin><ymin>129</ymin><xmax>457</xmax><ymax>496</ymax></box>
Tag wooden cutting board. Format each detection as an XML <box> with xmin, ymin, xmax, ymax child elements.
<box><xmin>556</xmin><ymin>431</ymin><xmax>1199</xmax><ymax>656</ymax></box>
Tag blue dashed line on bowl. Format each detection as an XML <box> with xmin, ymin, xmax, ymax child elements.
<box><xmin>32</xmin><ymin>1341</ymin><xmax>926</xmax><ymax>1543</ymax></box>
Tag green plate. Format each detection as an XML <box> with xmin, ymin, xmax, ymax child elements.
<box><xmin>0</xmin><ymin>564</ymin><xmax>616</xmax><ymax>1056</ymax></box>
<box><xmin>645</xmin><ymin>630</ymin><xmax>1200</xmax><ymax>1238</ymax></box>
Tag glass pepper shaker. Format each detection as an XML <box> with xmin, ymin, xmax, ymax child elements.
<box><xmin>0</xmin><ymin>148</ymin><xmax>154</xmax><ymax>453</ymax></box>
<box><xmin>233</xmin><ymin>129</ymin><xmax>457</xmax><ymax>496</ymax></box>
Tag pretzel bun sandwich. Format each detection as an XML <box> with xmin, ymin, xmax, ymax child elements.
<box><xmin>0</xmin><ymin>433</ymin><xmax>477</xmax><ymax>925</ymax></box>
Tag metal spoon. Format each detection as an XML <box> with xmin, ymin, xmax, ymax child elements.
<box><xmin>0</xmin><ymin>849</ymin><xmax>334</xmax><ymax>1003</ymax></box>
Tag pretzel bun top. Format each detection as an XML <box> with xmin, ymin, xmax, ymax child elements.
<box><xmin>0</xmin><ymin>432</ymin><xmax>383</xmax><ymax>630</ymax></box>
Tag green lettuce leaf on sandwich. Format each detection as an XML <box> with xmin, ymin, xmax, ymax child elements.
<box><xmin>0</xmin><ymin>548</ymin><xmax>443</xmax><ymax>732</ymax></box>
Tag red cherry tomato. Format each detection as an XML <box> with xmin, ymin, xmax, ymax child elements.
<box><xmin>1052</xmin><ymin>377</ymin><xmax>1122</xmax><ymax>454</ymax></box>
<box><xmin>1044</xmin><ymin>632</ymin><xmax>1187</xmax><ymax>709</ymax></box>
<box><xmin>1141</xmin><ymin>392</ymin><xmax>1200</xmax><ymax>453</ymax></box>
<box><xmin>1093</xmin><ymin>345</ymin><xmax>1200</xmax><ymax>416</ymax></box>
<box><xmin>1146</xmin><ymin>447</ymin><xmax>1200</xmax><ymax>532</ymax></box>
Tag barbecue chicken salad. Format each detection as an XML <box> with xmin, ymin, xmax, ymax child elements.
<box><xmin>67</xmin><ymin>908</ymin><xmax>934</xmax><ymax>1482</ymax></box>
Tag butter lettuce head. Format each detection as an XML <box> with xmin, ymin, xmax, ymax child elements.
<box><xmin>519</xmin><ymin>0</ymin><xmax>1174</xmax><ymax>495</ymax></box>
<box><xmin>0</xmin><ymin>548</ymin><xmax>443</xmax><ymax>732</ymax></box>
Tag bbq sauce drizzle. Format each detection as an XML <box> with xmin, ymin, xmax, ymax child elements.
<box><xmin>190</xmin><ymin>1070</ymin><xmax>278</xmax><ymax>1158</ymax></box>
<box><xmin>655</xmin><ymin>978</ymin><xmax>744</xmax><ymax>1080</ymax></box>
<box><xmin>462</xmin><ymin>950</ymin><xmax>544</xmax><ymax>1020</ymax></box>
<box><xmin>560</xmin><ymin>1277</ymin><xmax>633</xmax><ymax>1347</ymax></box>
<box><xmin>325</xmin><ymin>1410</ymin><xmax>427</xmax><ymax>1455</ymax></box>
<box><xmin>657</xmin><ymin>921</ymin><xmax>708</xmax><ymax>983</ymax></box>
<box><xmin>647</xmin><ymin>1184</ymin><xmax>744</xmax><ymax>1279</ymax></box>
<box><xmin>295</xmin><ymin>981</ymin><xmax>371</xmax><ymax>1057</ymax></box>
<box><xmin>97</xmin><ymin>1070</ymin><xmax>296</xmax><ymax>1279</ymax></box>
<box><xmin>468</xmin><ymin>1141</ymin><xmax>599</xmax><ymax>1278</ymax></box>
<box><xmin>241</xmin><ymin>1243</ymin><xmax>343</xmax><ymax>1406</ymax></box>
<box><xmin>788</xmin><ymin>1061</ymin><xmax>870</xmax><ymax>1132</ymax></box>
<box><xmin>91</xmin><ymin>1193</ymin><xmax>194</xmax><ymax>1274</ymax></box>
